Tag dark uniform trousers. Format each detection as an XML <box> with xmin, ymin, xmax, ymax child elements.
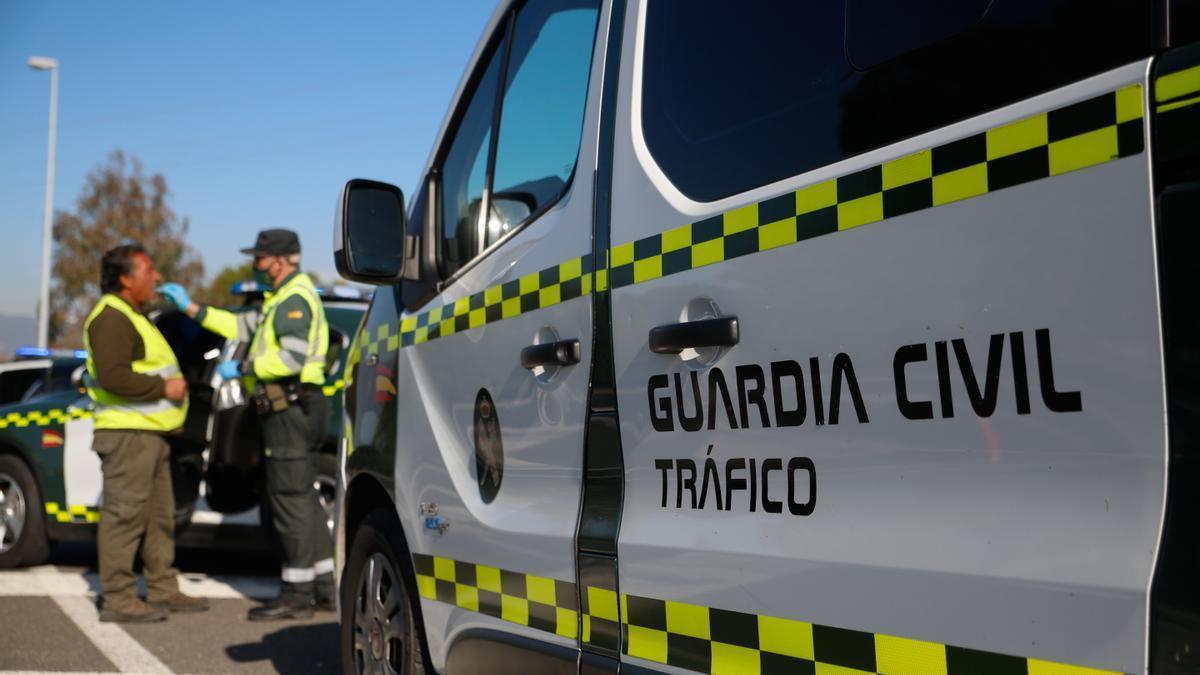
<box><xmin>95</xmin><ymin>430</ymin><xmax>179</xmax><ymax>605</ymax></box>
<box><xmin>261</xmin><ymin>388</ymin><xmax>333</xmax><ymax>600</ymax></box>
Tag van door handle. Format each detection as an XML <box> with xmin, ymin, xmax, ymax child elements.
<box><xmin>521</xmin><ymin>339</ymin><xmax>581</xmax><ymax>369</ymax></box>
<box><xmin>649</xmin><ymin>317</ymin><xmax>739</xmax><ymax>354</ymax></box>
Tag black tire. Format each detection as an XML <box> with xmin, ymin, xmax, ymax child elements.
<box><xmin>0</xmin><ymin>454</ymin><xmax>51</xmax><ymax>569</ymax></box>
<box><xmin>340</xmin><ymin>510</ymin><xmax>426</xmax><ymax>675</ymax></box>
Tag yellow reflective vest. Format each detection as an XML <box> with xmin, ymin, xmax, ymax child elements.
<box><xmin>201</xmin><ymin>272</ymin><xmax>328</xmax><ymax>386</ymax></box>
<box><xmin>83</xmin><ymin>294</ymin><xmax>188</xmax><ymax>432</ymax></box>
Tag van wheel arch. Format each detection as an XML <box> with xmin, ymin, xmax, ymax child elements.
<box><xmin>342</xmin><ymin>474</ymin><xmax>433</xmax><ymax>673</ymax></box>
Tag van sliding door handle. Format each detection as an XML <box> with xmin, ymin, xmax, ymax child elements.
<box><xmin>649</xmin><ymin>317</ymin><xmax>739</xmax><ymax>354</ymax></box>
<box><xmin>521</xmin><ymin>339</ymin><xmax>581</xmax><ymax>369</ymax></box>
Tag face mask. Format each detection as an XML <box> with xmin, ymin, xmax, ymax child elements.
<box><xmin>253</xmin><ymin>267</ymin><xmax>273</xmax><ymax>288</ymax></box>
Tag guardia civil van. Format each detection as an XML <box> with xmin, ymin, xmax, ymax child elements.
<box><xmin>331</xmin><ymin>1</ymin><xmax>1200</xmax><ymax>673</ymax></box>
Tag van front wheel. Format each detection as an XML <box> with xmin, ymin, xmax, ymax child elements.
<box><xmin>341</xmin><ymin>510</ymin><xmax>424</xmax><ymax>675</ymax></box>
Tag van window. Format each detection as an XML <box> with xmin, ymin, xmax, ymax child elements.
<box><xmin>840</xmin><ymin>0</ymin><xmax>1154</xmax><ymax>159</ymax></box>
<box><xmin>436</xmin><ymin>0</ymin><xmax>600</xmax><ymax>279</ymax></box>
<box><xmin>488</xmin><ymin>0</ymin><xmax>599</xmax><ymax>246</ymax></box>
<box><xmin>438</xmin><ymin>36</ymin><xmax>506</xmax><ymax>279</ymax></box>
<box><xmin>641</xmin><ymin>1</ymin><xmax>850</xmax><ymax>203</ymax></box>
<box><xmin>641</xmin><ymin>0</ymin><xmax>1153</xmax><ymax>203</ymax></box>
<box><xmin>846</xmin><ymin>0</ymin><xmax>989</xmax><ymax>70</ymax></box>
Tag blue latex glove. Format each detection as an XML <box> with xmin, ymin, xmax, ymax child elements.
<box><xmin>216</xmin><ymin>360</ymin><xmax>242</xmax><ymax>380</ymax></box>
<box><xmin>158</xmin><ymin>283</ymin><xmax>191</xmax><ymax>311</ymax></box>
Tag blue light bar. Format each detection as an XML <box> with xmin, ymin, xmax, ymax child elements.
<box><xmin>16</xmin><ymin>346</ymin><xmax>90</xmax><ymax>360</ymax></box>
<box><xmin>330</xmin><ymin>285</ymin><xmax>364</xmax><ymax>300</ymax></box>
<box><xmin>230</xmin><ymin>280</ymin><xmax>264</xmax><ymax>295</ymax></box>
<box><xmin>15</xmin><ymin>346</ymin><xmax>50</xmax><ymax>358</ymax></box>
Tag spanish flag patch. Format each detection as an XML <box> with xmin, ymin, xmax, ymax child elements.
<box><xmin>42</xmin><ymin>429</ymin><xmax>64</xmax><ymax>448</ymax></box>
<box><xmin>287</xmin><ymin>309</ymin><xmax>303</xmax><ymax>319</ymax></box>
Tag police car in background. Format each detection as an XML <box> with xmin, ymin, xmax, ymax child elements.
<box><xmin>331</xmin><ymin>1</ymin><xmax>1200</xmax><ymax>673</ymax></box>
<box><xmin>0</xmin><ymin>283</ymin><xmax>367</xmax><ymax>569</ymax></box>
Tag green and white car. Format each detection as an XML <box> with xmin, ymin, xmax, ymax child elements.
<box><xmin>0</xmin><ymin>283</ymin><xmax>367</xmax><ymax>568</ymax></box>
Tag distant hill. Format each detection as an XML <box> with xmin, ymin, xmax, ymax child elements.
<box><xmin>0</xmin><ymin>314</ymin><xmax>36</xmax><ymax>357</ymax></box>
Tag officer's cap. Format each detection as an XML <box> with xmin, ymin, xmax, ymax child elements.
<box><xmin>239</xmin><ymin>229</ymin><xmax>301</xmax><ymax>256</ymax></box>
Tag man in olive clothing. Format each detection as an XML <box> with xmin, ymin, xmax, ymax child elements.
<box><xmin>84</xmin><ymin>243</ymin><xmax>208</xmax><ymax>622</ymax></box>
<box><xmin>161</xmin><ymin>229</ymin><xmax>332</xmax><ymax>621</ymax></box>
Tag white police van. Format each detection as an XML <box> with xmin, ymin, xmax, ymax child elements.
<box><xmin>331</xmin><ymin>1</ymin><xmax>1200</xmax><ymax>673</ymax></box>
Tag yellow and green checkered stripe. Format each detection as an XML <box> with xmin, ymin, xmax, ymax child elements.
<box><xmin>410</xmin><ymin>554</ymin><xmax>1122</xmax><ymax>674</ymax></box>
<box><xmin>413</xmin><ymin>553</ymin><xmax>580</xmax><ymax>640</ymax></box>
<box><xmin>605</xmin><ymin>84</ymin><xmax>1143</xmax><ymax>290</ymax></box>
<box><xmin>360</xmin><ymin>255</ymin><xmax>596</xmax><ymax>358</ymax></box>
<box><xmin>44</xmin><ymin>502</ymin><xmax>100</xmax><ymax>524</ymax></box>
<box><xmin>0</xmin><ymin>407</ymin><xmax>91</xmax><ymax>430</ymax></box>
<box><xmin>620</xmin><ymin>592</ymin><xmax>1120</xmax><ymax>675</ymax></box>
<box><xmin>1153</xmin><ymin>53</ymin><xmax>1200</xmax><ymax>168</ymax></box>
<box><xmin>322</xmin><ymin>379</ymin><xmax>345</xmax><ymax>397</ymax></box>
<box><xmin>1155</xmin><ymin>62</ymin><xmax>1200</xmax><ymax>114</ymax></box>
<box><xmin>357</xmin><ymin>84</ymin><xmax>1144</xmax><ymax>358</ymax></box>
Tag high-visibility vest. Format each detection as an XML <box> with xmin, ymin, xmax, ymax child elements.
<box><xmin>83</xmin><ymin>294</ymin><xmax>188</xmax><ymax>432</ymax></box>
<box><xmin>247</xmin><ymin>272</ymin><xmax>328</xmax><ymax>386</ymax></box>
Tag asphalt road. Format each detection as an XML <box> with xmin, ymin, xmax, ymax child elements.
<box><xmin>0</xmin><ymin>542</ymin><xmax>341</xmax><ymax>674</ymax></box>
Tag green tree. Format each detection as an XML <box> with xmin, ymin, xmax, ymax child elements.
<box><xmin>192</xmin><ymin>264</ymin><xmax>325</xmax><ymax>309</ymax></box>
<box><xmin>193</xmin><ymin>262</ymin><xmax>255</xmax><ymax>308</ymax></box>
<box><xmin>50</xmin><ymin>151</ymin><xmax>204</xmax><ymax>347</ymax></box>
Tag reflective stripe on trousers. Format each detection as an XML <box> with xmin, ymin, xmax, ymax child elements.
<box><xmin>281</xmin><ymin>558</ymin><xmax>334</xmax><ymax>583</ymax></box>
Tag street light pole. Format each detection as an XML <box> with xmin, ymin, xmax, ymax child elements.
<box><xmin>29</xmin><ymin>56</ymin><xmax>58</xmax><ymax>349</ymax></box>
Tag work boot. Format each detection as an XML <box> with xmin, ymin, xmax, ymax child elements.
<box><xmin>149</xmin><ymin>591</ymin><xmax>210</xmax><ymax>613</ymax></box>
<box><xmin>99</xmin><ymin>598</ymin><xmax>168</xmax><ymax>623</ymax></box>
<box><xmin>314</xmin><ymin>573</ymin><xmax>336</xmax><ymax>612</ymax></box>
<box><xmin>247</xmin><ymin>594</ymin><xmax>314</xmax><ymax>621</ymax></box>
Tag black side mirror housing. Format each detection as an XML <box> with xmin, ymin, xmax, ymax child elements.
<box><xmin>334</xmin><ymin>179</ymin><xmax>407</xmax><ymax>284</ymax></box>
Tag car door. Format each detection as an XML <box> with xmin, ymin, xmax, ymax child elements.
<box><xmin>608</xmin><ymin>3</ymin><xmax>1163</xmax><ymax>675</ymax></box>
<box><xmin>391</xmin><ymin>0</ymin><xmax>604</xmax><ymax>663</ymax></box>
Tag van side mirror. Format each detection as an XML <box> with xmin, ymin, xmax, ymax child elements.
<box><xmin>334</xmin><ymin>179</ymin><xmax>407</xmax><ymax>284</ymax></box>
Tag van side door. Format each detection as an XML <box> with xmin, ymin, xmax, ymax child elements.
<box><xmin>607</xmin><ymin>2</ymin><xmax>1163</xmax><ymax>674</ymax></box>
<box><xmin>388</xmin><ymin>1</ymin><xmax>604</xmax><ymax>667</ymax></box>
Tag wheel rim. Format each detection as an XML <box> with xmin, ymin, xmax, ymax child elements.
<box><xmin>352</xmin><ymin>552</ymin><xmax>409</xmax><ymax>675</ymax></box>
<box><xmin>0</xmin><ymin>471</ymin><xmax>28</xmax><ymax>555</ymax></box>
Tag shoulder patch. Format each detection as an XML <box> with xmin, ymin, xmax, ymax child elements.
<box><xmin>288</xmin><ymin>309</ymin><xmax>303</xmax><ymax>319</ymax></box>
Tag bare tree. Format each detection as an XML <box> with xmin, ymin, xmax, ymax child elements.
<box><xmin>50</xmin><ymin>151</ymin><xmax>204</xmax><ymax>347</ymax></box>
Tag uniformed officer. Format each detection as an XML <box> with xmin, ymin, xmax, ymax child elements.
<box><xmin>160</xmin><ymin>229</ymin><xmax>333</xmax><ymax>621</ymax></box>
<box><xmin>84</xmin><ymin>243</ymin><xmax>209</xmax><ymax>622</ymax></box>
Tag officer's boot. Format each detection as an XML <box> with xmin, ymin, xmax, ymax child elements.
<box><xmin>247</xmin><ymin>582</ymin><xmax>314</xmax><ymax>621</ymax></box>
<box><xmin>314</xmin><ymin>572</ymin><xmax>336</xmax><ymax>612</ymax></box>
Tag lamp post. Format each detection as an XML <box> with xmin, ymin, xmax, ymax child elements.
<box><xmin>28</xmin><ymin>56</ymin><xmax>58</xmax><ymax>349</ymax></box>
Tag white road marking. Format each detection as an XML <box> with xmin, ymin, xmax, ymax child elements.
<box><xmin>0</xmin><ymin>565</ymin><xmax>278</xmax><ymax>599</ymax></box>
<box><xmin>51</xmin><ymin>595</ymin><xmax>172</xmax><ymax>674</ymax></box>
<box><xmin>0</xmin><ymin>667</ymin><xmax>139</xmax><ymax>672</ymax></box>
<box><xmin>0</xmin><ymin>564</ymin><xmax>283</xmax><ymax>674</ymax></box>
<box><xmin>0</xmin><ymin>667</ymin><xmax>214</xmax><ymax>674</ymax></box>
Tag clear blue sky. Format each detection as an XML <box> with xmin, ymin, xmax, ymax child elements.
<box><xmin>0</xmin><ymin>1</ymin><xmax>498</xmax><ymax>327</ymax></box>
